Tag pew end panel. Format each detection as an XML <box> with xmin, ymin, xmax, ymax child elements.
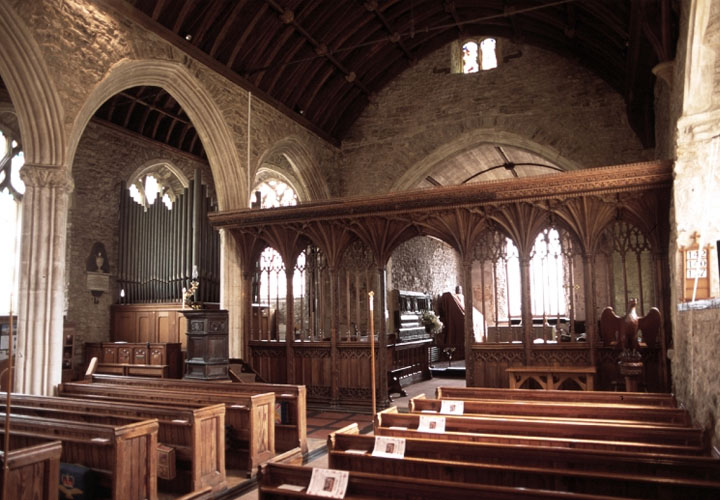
<box><xmin>0</xmin><ymin>439</ymin><xmax>62</xmax><ymax>500</ymax></box>
<box><xmin>225</xmin><ymin>391</ymin><xmax>276</xmax><ymax>475</ymax></box>
<box><xmin>0</xmin><ymin>413</ymin><xmax>159</xmax><ymax>500</ymax></box>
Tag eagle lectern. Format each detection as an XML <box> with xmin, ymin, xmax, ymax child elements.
<box><xmin>600</xmin><ymin>299</ymin><xmax>662</xmax><ymax>392</ymax></box>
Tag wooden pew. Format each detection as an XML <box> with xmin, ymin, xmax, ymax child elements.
<box><xmin>257</xmin><ymin>462</ymin><xmax>638</xmax><ymax>500</ymax></box>
<box><xmin>410</xmin><ymin>394</ymin><xmax>691</xmax><ymax>425</ymax></box>
<box><xmin>0</xmin><ymin>436</ymin><xmax>61</xmax><ymax>500</ymax></box>
<box><xmin>1</xmin><ymin>392</ymin><xmax>226</xmax><ymax>494</ymax></box>
<box><xmin>436</xmin><ymin>386</ymin><xmax>677</xmax><ymax>407</ymax></box>
<box><xmin>374</xmin><ymin>407</ymin><xmax>706</xmax><ymax>455</ymax></box>
<box><xmin>88</xmin><ymin>373</ymin><xmax>308</xmax><ymax>454</ymax></box>
<box><xmin>325</xmin><ymin>425</ymin><xmax>720</xmax><ymax>499</ymax></box>
<box><xmin>330</xmin><ymin>423</ymin><xmax>720</xmax><ymax>481</ymax></box>
<box><xmin>376</xmin><ymin>407</ymin><xmax>704</xmax><ymax>448</ymax></box>
<box><xmin>59</xmin><ymin>381</ymin><xmax>276</xmax><ymax>476</ymax></box>
<box><xmin>0</xmin><ymin>412</ymin><xmax>157</xmax><ymax>499</ymax></box>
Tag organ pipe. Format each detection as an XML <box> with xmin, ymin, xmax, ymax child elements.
<box><xmin>116</xmin><ymin>172</ymin><xmax>220</xmax><ymax>304</ymax></box>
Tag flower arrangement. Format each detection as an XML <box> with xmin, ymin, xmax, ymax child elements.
<box><xmin>421</xmin><ymin>310</ymin><xmax>444</xmax><ymax>334</ymax></box>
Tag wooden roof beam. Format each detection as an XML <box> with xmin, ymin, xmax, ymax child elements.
<box><xmin>262</xmin><ymin>0</ymin><xmax>371</xmax><ymax>96</ymax></box>
<box><xmin>209</xmin><ymin>0</ymin><xmax>248</xmax><ymax>57</ymax></box>
<box><xmin>364</xmin><ymin>0</ymin><xmax>415</xmax><ymax>61</ymax></box>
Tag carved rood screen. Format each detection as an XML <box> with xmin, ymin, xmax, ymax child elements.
<box><xmin>473</xmin><ymin>225</ymin><xmax>584</xmax><ymax>344</ymax></box>
<box><xmin>212</xmin><ymin>161</ymin><xmax>672</xmax><ymax>354</ymax></box>
<box><xmin>251</xmin><ymin>240</ymin><xmax>378</xmax><ymax>342</ymax></box>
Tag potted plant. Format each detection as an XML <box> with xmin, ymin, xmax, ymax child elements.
<box><xmin>421</xmin><ymin>310</ymin><xmax>443</xmax><ymax>335</ymax></box>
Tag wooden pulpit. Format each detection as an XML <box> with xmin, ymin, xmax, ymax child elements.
<box><xmin>182</xmin><ymin>309</ymin><xmax>230</xmax><ymax>380</ymax></box>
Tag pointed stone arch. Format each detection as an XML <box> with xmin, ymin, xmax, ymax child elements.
<box><xmin>254</xmin><ymin>136</ymin><xmax>331</xmax><ymax>202</ymax></box>
<box><xmin>0</xmin><ymin>2</ymin><xmax>65</xmax><ymax>167</ymax></box>
<box><xmin>67</xmin><ymin>59</ymin><xmax>244</xmax><ymax>210</ymax></box>
<box><xmin>391</xmin><ymin>130</ymin><xmax>580</xmax><ymax>192</ymax></box>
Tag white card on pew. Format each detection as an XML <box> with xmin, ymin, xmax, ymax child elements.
<box><xmin>306</xmin><ymin>468</ymin><xmax>349</xmax><ymax>498</ymax></box>
<box><xmin>344</xmin><ymin>449</ymin><xmax>368</xmax><ymax>455</ymax></box>
<box><xmin>417</xmin><ymin>414</ymin><xmax>446</xmax><ymax>433</ymax></box>
<box><xmin>278</xmin><ymin>484</ymin><xmax>305</xmax><ymax>492</ymax></box>
<box><xmin>420</xmin><ymin>409</ymin><xmax>437</xmax><ymax>413</ymax></box>
<box><xmin>439</xmin><ymin>400</ymin><xmax>464</xmax><ymax>415</ymax></box>
<box><xmin>372</xmin><ymin>436</ymin><xmax>406</xmax><ymax>459</ymax></box>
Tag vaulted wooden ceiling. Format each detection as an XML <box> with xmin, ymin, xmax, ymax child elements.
<box><xmin>92</xmin><ymin>1</ymin><xmax>678</xmax><ymax>161</ymax></box>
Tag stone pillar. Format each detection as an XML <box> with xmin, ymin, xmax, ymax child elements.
<box><xmin>329</xmin><ymin>266</ymin><xmax>339</xmax><ymax>404</ymax></box>
<box><xmin>15</xmin><ymin>164</ymin><xmax>73</xmax><ymax>395</ymax></box>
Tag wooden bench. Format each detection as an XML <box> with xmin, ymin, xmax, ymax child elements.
<box><xmin>2</xmin><ymin>392</ymin><xmax>226</xmax><ymax>494</ymax></box>
<box><xmin>374</xmin><ymin>407</ymin><xmax>706</xmax><ymax>455</ymax></box>
<box><xmin>0</xmin><ymin>412</ymin><xmax>157</xmax><ymax>499</ymax></box>
<box><xmin>330</xmin><ymin>423</ymin><xmax>720</xmax><ymax>481</ymax></box>
<box><xmin>377</xmin><ymin>407</ymin><xmax>704</xmax><ymax>447</ymax></box>
<box><xmin>59</xmin><ymin>381</ymin><xmax>276</xmax><ymax>476</ymax></box>
<box><xmin>0</xmin><ymin>437</ymin><xmax>61</xmax><ymax>500</ymax></box>
<box><xmin>409</xmin><ymin>394</ymin><xmax>691</xmax><ymax>425</ymax></box>
<box><xmin>506</xmin><ymin>365</ymin><xmax>596</xmax><ymax>390</ymax></box>
<box><xmin>88</xmin><ymin>374</ymin><xmax>308</xmax><ymax>454</ymax></box>
<box><xmin>257</xmin><ymin>462</ymin><xmax>638</xmax><ymax>500</ymax></box>
<box><xmin>96</xmin><ymin>363</ymin><xmax>168</xmax><ymax>378</ymax></box>
<box><xmin>326</xmin><ymin>424</ymin><xmax>720</xmax><ymax>499</ymax></box>
<box><xmin>436</xmin><ymin>386</ymin><xmax>678</xmax><ymax>407</ymax></box>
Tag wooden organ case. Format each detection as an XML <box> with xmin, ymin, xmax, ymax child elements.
<box><xmin>388</xmin><ymin>291</ymin><xmax>433</xmax><ymax>397</ymax></box>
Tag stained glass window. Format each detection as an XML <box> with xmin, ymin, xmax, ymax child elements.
<box><xmin>462</xmin><ymin>41</ymin><xmax>479</xmax><ymax>74</ymax></box>
<box><xmin>480</xmin><ymin>38</ymin><xmax>498</xmax><ymax>70</ymax></box>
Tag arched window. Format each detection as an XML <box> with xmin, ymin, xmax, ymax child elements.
<box><xmin>459</xmin><ymin>38</ymin><xmax>498</xmax><ymax>74</ymax></box>
<box><xmin>480</xmin><ymin>38</ymin><xmax>498</xmax><ymax>70</ymax></box>
<box><xmin>252</xmin><ymin>178</ymin><xmax>304</xmax><ymax>340</ymax></box>
<box><xmin>462</xmin><ymin>41</ymin><xmax>479</xmax><ymax>74</ymax></box>
<box><xmin>0</xmin><ymin>129</ymin><xmax>24</xmax><ymax>315</ymax></box>
<box><xmin>253</xmin><ymin>178</ymin><xmax>298</xmax><ymax>208</ymax></box>
<box><xmin>129</xmin><ymin>174</ymin><xmax>174</xmax><ymax>209</ymax></box>
<box><xmin>529</xmin><ymin>228</ymin><xmax>566</xmax><ymax>317</ymax></box>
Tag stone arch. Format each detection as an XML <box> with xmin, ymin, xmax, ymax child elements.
<box><xmin>67</xmin><ymin>59</ymin><xmax>244</xmax><ymax>210</ymax></box>
<box><xmin>126</xmin><ymin>159</ymin><xmax>191</xmax><ymax>207</ymax></box>
<box><xmin>0</xmin><ymin>2</ymin><xmax>66</xmax><ymax>167</ymax></box>
<box><xmin>254</xmin><ymin>136</ymin><xmax>331</xmax><ymax>202</ymax></box>
<box><xmin>391</xmin><ymin>130</ymin><xmax>581</xmax><ymax>192</ymax></box>
<box><xmin>127</xmin><ymin>159</ymin><xmax>190</xmax><ymax>190</ymax></box>
<box><xmin>252</xmin><ymin>167</ymin><xmax>303</xmax><ymax>205</ymax></box>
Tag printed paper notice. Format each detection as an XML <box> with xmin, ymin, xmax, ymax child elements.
<box><xmin>371</xmin><ymin>436</ymin><xmax>406</xmax><ymax>459</ymax></box>
<box><xmin>439</xmin><ymin>400</ymin><xmax>464</xmax><ymax>415</ymax></box>
<box><xmin>306</xmin><ymin>468</ymin><xmax>349</xmax><ymax>498</ymax></box>
<box><xmin>417</xmin><ymin>414</ymin><xmax>446</xmax><ymax>433</ymax></box>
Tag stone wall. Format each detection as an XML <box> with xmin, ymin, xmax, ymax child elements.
<box><xmin>668</xmin><ymin>0</ymin><xmax>720</xmax><ymax>451</ymax></box>
<box><xmin>388</xmin><ymin>236</ymin><xmax>462</xmax><ymax>309</ymax></box>
<box><xmin>65</xmin><ymin>120</ymin><xmax>211</xmax><ymax>368</ymax></box>
<box><xmin>13</xmin><ymin>0</ymin><xmax>339</xmax><ymax>203</ymax></box>
<box><xmin>340</xmin><ymin>39</ymin><xmax>651</xmax><ymax>196</ymax></box>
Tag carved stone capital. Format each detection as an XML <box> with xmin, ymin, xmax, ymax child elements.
<box><xmin>19</xmin><ymin>164</ymin><xmax>74</xmax><ymax>192</ymax></box>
